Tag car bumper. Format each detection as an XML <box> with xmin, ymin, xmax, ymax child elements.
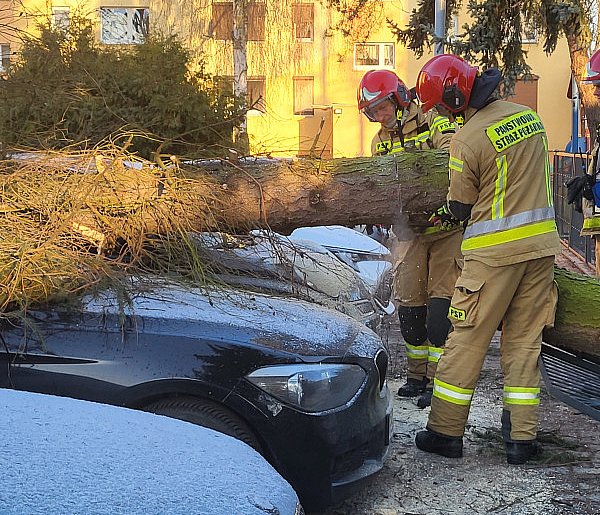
<box><xmin>229</xmin><ymin>375</ymin><xmax>393</xmax><ymax>511</ymax></box>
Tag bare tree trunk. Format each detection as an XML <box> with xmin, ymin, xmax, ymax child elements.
<box><xmin>233</xmin><ymin>0</ymin><xmax>249</xmax><ymax>154</ymax></box>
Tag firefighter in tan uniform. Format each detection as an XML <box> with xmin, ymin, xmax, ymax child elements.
<box><xmin>358</xmin><ymin>69</ymin><xmax>463</xmax><ymax>408</ymax></box>
<box><xmin>412</xmin><ymin>55</ymin><xmax>561</xmax><ymax>464</ymax></box>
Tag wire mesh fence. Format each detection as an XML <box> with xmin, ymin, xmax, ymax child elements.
<box><xmin>552</xmin><ymin>151</ymin><xmax>596</xmax><ymax>266</ymax></box>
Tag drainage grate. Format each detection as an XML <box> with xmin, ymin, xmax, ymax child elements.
<box><xmin>540</xmin><ymin>343</ymin><xmax>600</xmax><ymax>421</ymax></box>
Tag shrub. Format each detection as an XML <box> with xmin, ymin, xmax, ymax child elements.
<box><xmin>0</xmin><ymin>16</ymin><xmax>243</xmax><ymax>159</ymax></box>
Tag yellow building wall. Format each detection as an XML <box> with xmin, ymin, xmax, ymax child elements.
<box><xmin>14</xmin><ymin>0</ymin><xmax>573</xmax><ymax>156</ymax></box>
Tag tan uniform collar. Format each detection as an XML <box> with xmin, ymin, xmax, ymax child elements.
<box><xmin>401</xmin><ymin>101</ymin><xmax>420</xmax><ymax>126</ymax></box>
<box><xmin>461</xmin><ymin>106</ymin><xmax>479</xmax><ymax>124</ymax></box>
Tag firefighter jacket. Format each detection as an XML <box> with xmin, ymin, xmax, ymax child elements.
<box><xmin>371</xmin><ymin>102</ymin><xmax>457</xmax><ymax>235</ymax></box>
<box><xmin>581</xmin><ymin>140</ymin><xmax>600</xmax><ymax>236</ymax></box>
<box><xmin>447</xmin><ymin>101</ymin><xmax>561</xmax><ymax>266</ymax></box>
<box><xmin>370</xmin><ymin>102</ymin><xmax>455</xmax><ymax>156</ymax></box>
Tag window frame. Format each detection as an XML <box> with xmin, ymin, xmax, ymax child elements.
<box><xmin>99</xmin><ymin>7</ymin><xmax>150</xmax><ymax>45</ymax></box>
<box><xmin>521</xmin><ymin>22</ymin><xmax>539</xmax><ymax>44</ymax></box>
<box><xmin>210</xmin><ymin>1</ymin><xmax>265</xmax><ymax>41</ymax></box>
<box><xmin>247</xmin><ymin>76</ymin><xmax>266</xmax><ymax>114</ymax></box>
<box><xmin>52</xmin><ymin>7</ymin><xmax>70</xmax><ymax>30</ymax></box>
<box><xmin>0</xmin><ymin>43</ymin><xmax>10</xmax><ymax>73</ymax></box>
<box><xmin>293</xmin><ymin>3</ymin><xmax>314</xmax><ymax>42</ymax></box>
<box><xmin>293</xmin><ymin>76</ymin><xmax>314</xmax><ymax>116</ymax></box>
<box><xmin>353</xmin><ymin>42</ymin><xmax>395</xmax><ymax>70</ymax></box>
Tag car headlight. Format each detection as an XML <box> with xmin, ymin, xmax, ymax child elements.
<box><xmin>246</xmin><ymin>363</ymin><xmax>367</xmax><ymax>412</ymax></box>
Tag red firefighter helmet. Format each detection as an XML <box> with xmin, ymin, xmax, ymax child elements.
<box><xmin>583</xmin><ymin>49</ymin><xmax>600</xmax><ymax>84</ymax></box>
<box><xmin>357</xmin><ymin>70</ymin><xmax>411</xmax><ymax>121</ymax></box>
<box><xmin>416</xmin><ymin>54</ymin><xmax>478</xmax><ymax>113</ymax></box>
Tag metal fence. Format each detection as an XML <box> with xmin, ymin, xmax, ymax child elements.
<box><xmin>552</xmin><ymin>151</ymin><xmax>596</xmax><ymax>266</ymax></box>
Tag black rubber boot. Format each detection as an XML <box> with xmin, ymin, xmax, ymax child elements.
<box><xmin>415</xmin><ymin>429</ymin><xmax>463</xmax><ymax>458</ymax></box>
<box><xmin>416</xmin><ymin>389</ymin><xmax>433</xmax><ymax>409</ymax></box>
<box><xmin>505</xmin><ymin>440</ymin><xmax>542</xmax><ymax>465</ymax></box>
<box><xmin>397</xmin><ymin>378</ymin><xmax>428</xmax><ymax>397</ymax></box>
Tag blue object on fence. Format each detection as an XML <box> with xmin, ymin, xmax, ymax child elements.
<box><xmin>593</xmin><ymin>182</ymin><xmax>600</xmax><ymax>208</ymax></box>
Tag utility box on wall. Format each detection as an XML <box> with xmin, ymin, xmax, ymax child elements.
<box><xmin>298</xmin><ymin>108</ymin><xmax>333</xmax><ymax>159</ymax></box>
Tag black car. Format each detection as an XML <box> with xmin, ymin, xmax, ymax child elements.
<box><xmin>0</xmin><ymin>280</ymin><xmax>392</xmax><ymax>511</ymax></box>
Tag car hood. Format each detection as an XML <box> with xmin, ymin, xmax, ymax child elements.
<box><xmin>80</xmin><ymin>281</ymin><xmax>384</xmax><ymax>359</ymax></box>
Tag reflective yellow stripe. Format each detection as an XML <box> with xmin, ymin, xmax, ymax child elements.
<box><xmin>422</xmin><ymin>226</ymin><xmax>443</xmax><ymax>234</ymax></box>
<box><xmin>485</xmin><ymin>109</ymin><xmax>545</xmax><ymax>152</ymax></box>
<box><xmin>405</xmin><ymin>342</ymin><xmax>428</xmax><ymax>360</ymax></box>
<box><xmin>449</xmin><ymin>156</ymin><xmax>463</xmax><ymax>173</ymax></box>
<box><xmin>583</xmin><ymin>217</ymin><xmax>600</xmax><ymax>229</ymax></box>
<box><xmin>492</xmin><ymin>155</ymin><xmax>507</xmax><ymax>220</ymax></box>
<box><xmin>430</xmin><ymin>115</ymin><xmax>446</xmax><ymax>131</ymax></box>
<box><xmin>461</xmin><ymin>220</ymin><xmax>557</xmax><ymax>251</ymax></box>
<box><xmin>375</xmin><ymin>140</ymin><xmax>404</xmax><ymax>154</ymax></box>
<box><xmin>431</xmin><ymin>116</ymin><xmax>454</xmax><ymax>134</ymax></box>
<box><xmin>542</xmin><ymin>136</ymin><xmax>553</xmax><ymax>207</ymax></box>
<box><xmin>416</xmin><ymin>131</ymin><xmax>430</xmax><ymax>143</ymax></box>
<box><xmin>428</xmin><ymin>346</ymin><xmax>443</xmax><ymax>363</ymax></box>
<box><xmin>433</xmin><ymin>378</ymin><xmax>473</xmax><ymax>405</ymax></box>
<box><xmin>503</xmin><ymin>386</ymin><xmax>540</xmax><ymax>406</ymax></box>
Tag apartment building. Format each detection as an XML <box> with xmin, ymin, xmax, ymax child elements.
<box><xmin>8</xmin><ymin>1</ymin><xmax>573</xmax><ymax>157</ymax></box>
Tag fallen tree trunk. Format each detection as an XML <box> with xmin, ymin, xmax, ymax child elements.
<box><xmin>544</xmin><ymin>268</ymin><xmax>600</xmax><ymax>358</ymax></box>
<box><xmin>186</xmin><ymin>151</ymin><xmax>450</xmax><ymax>233</ymax></box>
<box><xmin>3</xmin><ymin>150</ymin><xmax>600</xmax><ymax>360</ymax></box>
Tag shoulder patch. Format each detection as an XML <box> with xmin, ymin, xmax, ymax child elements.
<box><xmin>485</xmin><ymin>109</ymin><xmax>545</xmax><ymax>152</ymax></box>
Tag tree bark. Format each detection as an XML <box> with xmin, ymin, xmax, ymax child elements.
<box><xmin>544</xmin><ymin>267</ymin><xmax>600</xmax><ymax>358</ymax></box>
<box><xmin>187</xmin><ymin>151</ymin><xmax>450</xmax><ymax>234</ymax></box>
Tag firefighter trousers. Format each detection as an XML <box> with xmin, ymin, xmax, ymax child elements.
<box><xmin>395</xmin><ymin>230</ymin><xmax>462</xmax><ymax>383</ymax></box>
<box><xmin>427</xmin><ymin>255</ymin><xmax>557</xmax><ymax>441</ymax></box>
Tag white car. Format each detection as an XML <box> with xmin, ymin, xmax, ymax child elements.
<box><xmin>1</xmin><ymin>389</ymin><xmax>303</xmax><ymax>515</ymax></box>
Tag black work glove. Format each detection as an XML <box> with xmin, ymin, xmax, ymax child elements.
<box><xmin>566</xmin><ymin>175</ymin><xmax>595</xmax><ymax>213</ymax></box>
<box><xmin>428</xmin><ymin>204</ymin><xmax>461</xmax><ymax>231</ymax></box>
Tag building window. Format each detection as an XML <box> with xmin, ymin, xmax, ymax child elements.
<box><xmin>248</xmin><ymin>77</ymin><xmax>266</xmax><ymax>112</ymax></box>
<box><xmin>248</xmin><ymin>2</ymin><xmax>265</xmax><ymax>41</ymax></box>
<box><xmin>52</xmin><ymin>7</ymin><xmax>70</xmax><ymax>30</ymax></box>
<box><xmin>293</xmin><ymin>3</ymin><xmax>314</xmax><ymax>41</ymax></box>
<box><xmin>211</xmin><ymin>2</ymin><xmax>265</xmax><ymax>41</ymax></box>
<box><xmin>0</xmin><ymin>43</ymin><xmax>10</xmax><ymax>73</ymax></box>
<box><xmin>353</xmin><ymin>43</ymin><xmax>395</xmax><ymax>70</ymax></box>
<box><xmin>294</xmin><ymin>77</ymin><xmax>314</xmax><ymax>116</ymax></box>
<box><xmin>100</xmin><ymin>7</ymin><xmax>149</xmax><ymax>45</ymax></box>
<box><xmin>508</xmin><ymin>76</ymin><xmax>538</xmax><ymax>110</ymax></box>
<box><xmin>211</xmin><ymin>2</ymin><xmax>233</xmax><ymax>40</ymax></box>
<box><xmin>448</xmin><ymin>14</ymin><xmax>460</xmax><ymax>43</ymax></box>
<box><xmin>522</xmin><ymin>21</ymin><xmax>538</xmax><ymax>44</ymax></box>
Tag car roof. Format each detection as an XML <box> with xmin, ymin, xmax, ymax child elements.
<box><xmin>0</xmin><ymin>389</ymin><xmax>300</xmax><ymax>515</ymax></box>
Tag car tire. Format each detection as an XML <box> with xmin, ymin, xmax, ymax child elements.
<box><xmin>143</xmin><ymin>397</ymin><xmax>262</xmax><ymax>452</ymax></box>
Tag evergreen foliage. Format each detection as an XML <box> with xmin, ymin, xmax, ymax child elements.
<box><xmin>0</xmin><ymin>16</ymin><xmax>244</xmax><ymax>159</ymax></box>
<box><xmin>389</xmin><ymin>0</ymin><xmax>587</xmax><ymax>96</ymax></box>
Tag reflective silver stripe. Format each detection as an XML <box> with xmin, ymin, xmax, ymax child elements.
<box><xmin>449</xmin><ymin>156</ymin><xmax>463</xmax><ymax>172</ymax></box>
<box><xmin>428</xmin><ymin>346</ymin><xmax>443</xmax><ymax>363</ymax></box>
<box><xmin>464</xmin><ymin>207</ymin><xmax>555</xmax><ymax>239</ymax></box>
<box><xmin>433</xmin><ymin>378</ymin><xmax>473</xmax><ymax>405</ymax></box>
<box><xmin>503</xmin><ymin>386</ymin><xmax>540</xmax><ymax>405</ymax></box>
<box><xmin>405</xmin><ymin>342</ymin><xmax>428</xmax><ymax>359</ymax></box>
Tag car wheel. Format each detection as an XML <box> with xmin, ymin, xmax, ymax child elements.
<box><xmin>143</xmin><ymin>397</ymin><xmax>262</xmax><ymax>452</ymax></box>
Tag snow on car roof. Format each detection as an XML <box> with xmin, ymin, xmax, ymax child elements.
<box><xmin>1</xmin><ymin>389</ymin><xmax>299</xmax><ymax>515</ymax></box>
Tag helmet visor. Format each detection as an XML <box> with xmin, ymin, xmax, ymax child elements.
<box><xmin>361</xmin><ymin>95</ymin><xmax>395</xmax><ymax>121</ymax></box>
